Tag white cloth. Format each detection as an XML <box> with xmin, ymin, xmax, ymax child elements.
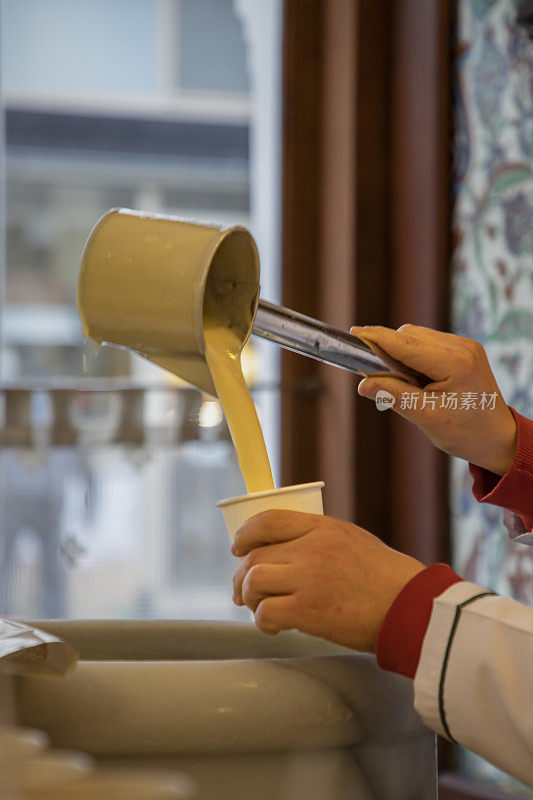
<box><xmin>504</xmin><ymin>510</ymin><xmax>533</xmax><ymax>546</ymax></box>
<box><xmin>0</xmin><ymin>618</ymin><xmax>77</xmax><ymax>676</ymax></box>
<box><xmin>414</xmin><ymin>581</ymin><xmax>533</xmax><ymax>787</ymax></box>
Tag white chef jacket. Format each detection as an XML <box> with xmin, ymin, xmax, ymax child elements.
<box><xmin>414</xmin><ymin>578</ymin><xmax>533</xmax><ymax>787</ymax></box>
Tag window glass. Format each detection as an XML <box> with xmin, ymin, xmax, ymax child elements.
<box><xmin>0</xmin><ymin>0</ymin><xmax>282</xmax><ymax>622</ymax></box>
<box><xmin>1</xmin><ymin>0</ymin><xmax>158</xmax><ymax>97</ymax></box>
<box><xmin>178</xmin><ymin>0</ymin><xmax>250</xmax><ymax>93</ymax></box>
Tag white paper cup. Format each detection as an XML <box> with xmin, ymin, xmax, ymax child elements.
<box><xmin>216</xmin><ymin>482</ymin><xmax>325</xmax><ymax>543</ymax></box>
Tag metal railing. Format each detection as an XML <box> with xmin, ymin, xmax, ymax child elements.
<box><xmin>0</xmin><ymin>381</ymin><xmax>233</xmax><ymax>449</ymax></box>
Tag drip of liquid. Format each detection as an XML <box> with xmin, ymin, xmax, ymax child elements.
<box><xmin>203</xmin><ymin>324</ymin><xmax>274</xmax><ymax>494</ymax></box>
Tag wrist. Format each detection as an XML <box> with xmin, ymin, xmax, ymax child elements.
<box><xmin>469</xmin><ymin>408</ymin><xmax>533</xmax><ymax>525</ymax></box>
<box><xmin>467</xmin><ymin>408</ymin><xmax>517</xmax><ymax>476</ymax></box>
<box><xmin>367</xmin><ymin>559</ymin><xmax>425</xmax><ymax>653</ymax></box>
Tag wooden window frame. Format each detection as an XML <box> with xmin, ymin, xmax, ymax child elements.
<box><xmin>281</xmin><ymin>0</ymin><xmax>450</xmax><ymax>564</ymax></box>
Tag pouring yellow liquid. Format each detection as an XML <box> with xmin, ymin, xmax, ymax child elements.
<box><xmin>77</xmin><ymin>210</ymin><xmax>274</xmax><ymax>494</ymax></box>
<box><xmin>78</xmin><ymin>285</ymin><xmax>274</xmax><ymax>494</ymax></box>
<box><xmin>203</xmin><ymin>324</ymin><xmax>274</xmax><ymax>494</ymax></box>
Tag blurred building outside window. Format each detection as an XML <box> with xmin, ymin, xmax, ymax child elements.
<box><xmin>0</xmin><ymin>0</ymin><xmax>282</xmax><ymax>622</ymax></box>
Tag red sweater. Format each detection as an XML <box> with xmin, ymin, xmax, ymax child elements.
<box><xmin>377</xmin><ymin>408</ymin><xmax>533</xmax><ymax>679</ymax></box>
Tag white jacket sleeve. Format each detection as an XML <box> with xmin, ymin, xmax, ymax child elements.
<box><xmin>414</xmin><ymin>580</ymin><xmax>533</xmax><ymax>788</ymax></box>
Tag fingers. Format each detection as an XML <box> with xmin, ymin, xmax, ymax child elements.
<box><xmin>352</xmin><ymin>322</ymin><xmax>461</xmax><ymax>343</ymax></box>
<box><xmin>350</xmin><ymin>324</ymin><xmax>460</xmax><ymax>383</ymax></box>
<box><xmin>254</xmin><ymin>595</ymin><xmax>297</xmax><ymax>635</ymax></box>
<box><xmin>233</xmin><ymin>544</ymin><xmax>291</xmax><ymax>603</ymax></box>
<box><xmin>358</xmin><ymin>374</ymin><xmax>416</xmax><ymax>402</ymax></box>
<box><xmin>238</xmin><ymin>563</ymin><xmax>293</xmax><ymax>611</ymax></box>
<box><xmin>232</xmin><ymin>509</ymin><xmax>319</xmax><ymax>557</ymax></box>
<box><xmin>395</xmin><ymin>324</ymin><xmax>466</xmax><ymax>344</ymax></box>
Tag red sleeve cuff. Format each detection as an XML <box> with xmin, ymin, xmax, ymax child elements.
<box><xmin>376</xmin><ymin>564</ymin><xmax>463</xmax><ymax>679</ymax></box>
<box><xmin>469</xmin><ymin>408</ymin><xmax>533</xmax><ymax>531</ymax></box>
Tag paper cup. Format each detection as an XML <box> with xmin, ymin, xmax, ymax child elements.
<box><xmin>216</xmin><ymin>482</ymin><xmax>325</xmax><ymax>543</ymax></box>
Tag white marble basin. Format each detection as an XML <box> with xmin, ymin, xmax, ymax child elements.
<box><xmin>12</xmin><ymin>621</ymin><xmax>437</xmax><ymax>800</ymax></box>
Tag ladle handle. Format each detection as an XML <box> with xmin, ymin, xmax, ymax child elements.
<box><xmin>252</xmin><ymin>299</ymin><xmax>430</xmax><ymax>389</ymax></box>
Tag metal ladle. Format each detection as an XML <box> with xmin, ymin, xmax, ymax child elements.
<box><xmin>78</xmin><ymin>209</ymin><xmax>430</xmax><ymax>394</ymax></box>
